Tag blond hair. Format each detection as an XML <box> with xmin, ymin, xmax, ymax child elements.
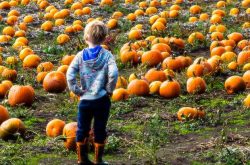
<box><xmin>84</xmin><ymin>20</ymin><xmax>108</xmax><ymax>45</ymax></box>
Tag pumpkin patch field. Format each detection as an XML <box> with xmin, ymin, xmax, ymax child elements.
<box><xmin>0</xmin><ymin>0</ymin><xmax>250</xmax><ymax>164</ymax></box>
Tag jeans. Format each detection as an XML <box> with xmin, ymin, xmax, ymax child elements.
<box><xmin>76</xmin><ymin>94</ymin><xmax>111</xmax><ymax>143</ymax></box>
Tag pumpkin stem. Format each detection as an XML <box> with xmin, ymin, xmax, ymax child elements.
<box><xmin>167</xmin><ymin>75</ymin><xmax>173</xmax><ymax>81</ymax></box>
<box><xmin>193</xmin><ymin>71</ymin><xmax>196</xmax><ymax>77</ymax></box>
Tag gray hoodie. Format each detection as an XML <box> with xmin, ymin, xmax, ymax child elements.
<box><xmin>66</xmin><ymin>48</ymin><xmax>119</xmax><ymax>100</ymax></box>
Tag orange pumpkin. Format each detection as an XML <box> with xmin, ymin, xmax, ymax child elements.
<box><xmin>145</xmin><ymin>68</ymin><xmax>167</xmax><ymax>83</ymax></box>
<box><xmin>57</xmin><ymin>65</ymin><xmax>69</xmax><ymax>74</ymax></box>
<box><xmin>141</xmin><ymin>50</ymin><xmax>163</xmax><ymax>67</ymax></box>
<box><xmin>0</xmin><ymin>118</ymin><xmax>26</xmax><ymax>140</ymax></box>
<box><xmin>0</xmin><ymin>105</ymin><xmax>9</xmax><ymax>125</ymax></box>
<box><xmin>46</xmin><ymin>119</ymin><xmax>66</xmax><ymax>138</ymax></box>
<box><xmin>244</xmin><ymin>94</ymin><xmax>250</xmax><ymax>108</ymax></box>
<box><xmin>149</xmin><ymin>81</ymin><xmax>162</xmax><ymax>94</ymax></box>
<box><xmin>61</xmin><ymin>55</ymin><xmax>75</xmax><ymax>65</ymax></box>
<box><xmin>225</xmin><ymin>76</ymin><xmax>246</xmax><ymax>94</ymax></box>
<box><xmin>243</xmin><ymin>70</ymin><xmax>250</xmax><ymax>88</ymax></box>
<box><xmin>63</xmin><ymin>122</ymin><xmax>77</xmax><ymax>150</ymax></box>
<box><xmin>23</xmin><ymin>54</ymin><xmax>41</xmax><ymax>68</ymax></box>
<box><xmin>37</xmin><ymin>62</ymin><xmax>54</xmax><ymax>73</ymax></box>
<box><xmin>19</xmin><ymin>48</ymin><xmax>34</xmax><ymax>61</ymax></box>
<box><xmin>127</xmin><ymin>79</ymin><xmax>149</xmax><ymax>96</ymax></box>
<box><xmin>159</xmin><ymin>78</ymin><xmax>181</xmax><ymax>99</ymax></box>
<box><xmin>162</xmin><ymin>56</ymin><xmax>183</xmax><ymax>71</ymax></box>
<box><xmin>8</xmin><ymin>85</ymin><xmax>35</xmax><ymax>106</ymax></box>
<box><xmin>187</xmin><ymin>77</ymin><xmax>206</xmax><ymax>94</ymax></box>
<box><xmin>36</xmin><ymin>72</ymin><xmax>48</xmax><ymax>84</ymax></box>
<box><xmin>57</xmin><ymin>34</ymin><xmax>70</xmax><ymax>44</ymax></box>
<box><xmin>2</xmin><ymin>68</ymin><xmax>17</xmax><ymax>82</ymax></box>
<box><xmin>177</xmin><ymin>107</ymin><xmax>205</xmax><ymax>121</ymax></box>
<box><xmin>112</xmin><ymin>88</ymin><xmax>129</xmax><ymax>101</ymax></box>
<box><xmin>227</xmin><ymin>32</ymin><xmax>243</xmax><ymax>43</ymax></box>
<box><xmin>116</xmin><ymin>76</ymin><xmax>128</xmax><ymax>89</ymax></box>
<box><xmin>43</xmin><ymin>71</ymin><xmax>67</xmax><ymax>93</ymax></box>
<box><xmin>237</xmin><ymin>51</ymin><xmax>250</xmax><ymax>65</ymax></box>
<box><xmin>0</xmin><ymin>83</ymin><xmax>10</xmax><ymax>98</ymax></box>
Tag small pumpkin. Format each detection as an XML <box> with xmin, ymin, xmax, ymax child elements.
<box><xmin>112</xmin><ymin>88</ymin><xmax>129</xmax><ymax>101</ymax></box>
<box><xmin>159</xmin><ymin>77</ymin><xmax>181</xmax><ymax>99</ymax></box>
<box><xmin>57</xmin><ymin>65</ymin><xmax>69</xmax><ymax>74</ymax></box>
<box><xmin>243</xmin><ymin>70</ymin><xmax>250</xmax><ymax>88</ymax></box>
<box><xmin>115</xmin><ymin>76</ymin><xmax>128</xmax><ymax>89</ymax></box>
<box><xmin>43</xmin><ymin>71</ymin><xmax>67</xmax><ymax>93</ymax></box>
<box><xmin>0</xmin><ymin>118</ymin><xmax>26</xmax><ymax>140</ymax></box>
<box><xmin>2</xmin><ymin>68</ymin><xmax>17</xmax><ymax>82</ymax></box>
<box><xmin>141</xmin><ymin>50</ymin><xmax>163</xmax><ymax>67</ymax></box>
<box><xmin>244</xmin><ymin>94</ymin><xmax>250</xmax><ymax>108</ymax></box>
<box><xmin>149</xmin><ymin>81</ymin><xmax>162</xmax><ymax>94</ymax></box>
<box><xmin>145</xmin><ymin>68</ymin><xmax>166</xmax><ymax>83</ymax></box>
<box><xmin>63</xmin><ymin>122</ymin><xmax>77</xmax><ymax>150</ymax></box>
<box><xmin>8</xmin><ymin>85</ymin><xmax>35</xmax><ymax>106</ymax></box>
<box><xmin>61</xmin><ymin>55</ymin><xmax>75</xmax><ymax>65</ymax></box>
<box><xmin>127</xmin><ymin>79</ymin><xmax>149</xmax><ymax>96</ymax></box>
<box><xmin>177</xmin><ymin>107</ymin><xmax>205</xmax><ymax>121</ymax></box>
<box><xmin>225</xmin><ymin>76</ymin><xmax>246</xmax><ymax>94</ymax></box>
<box><xmin>37</xmin><ymin>62</ymin><xmax>54</xmax><ymax>73</ymax></box>
<box><xmin>46</xmin><ymin>119</ymin><xmax>66</xmax><ymax>138</ymax></box>
<box><xmin>187</xmin><ymin>77</ymin><xmax>206</xmax><ymax>94</ymax></box>
<box><xmin>23</xmin><ymin>54</ymin><xmax>41</xmax><ymax>68</ymax></box>
<box><xmin>0</xmin><ymin>105</ymin><xmax>9</xmax><ymax>125</ymax></box>
<box><xmin>36</xmin><ymin>72</ymin><xmax>48</xmax><ymax>84</ymax></box>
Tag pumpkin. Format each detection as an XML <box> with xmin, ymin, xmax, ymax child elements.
<box><xmin>63</xmin><ymin>122</ymin><xmax>77</xmax><ymax>150</ymax></box>
<box><xmin>190</xmin><ymin>5</ymin><xmax>202</xmax><ymax>14</ymax></box>
<box><xmin>116</xmin><ymin>76</ymin><xmax>128</xmax><ymax>89</ymax></box>
<box><xmin>238</xmin><ymin>40</ymin><xmax>250</xmax><ymax>50</ymax></box>
<box><xmin>8</xmin><ymin>85</ymin><xmax>35</xmax><ymax>106</ymax></box>
<box><xmin>57</xmin><ymin>65</ymin><xmax>69</xmax><ymax>74</ymax></box>
<box><xmin>199</xmin><ymin>13</ymin><xmax>209</xmax><ymax>21</ymax></box>
<box><xmin>37</xmin><ymin>62</ymin><xmax>54</xmax><ymax>73</ymax></box>
<box><xmin>128</xmin><ymin>73</ymin><xmax>137</xmax><ymax>82</ymax></box>
<box><xmin>2</xmin><ymin>80</ymin><xmax>13</xmax><ymax>89</ymax></box>
<box><xmin>43</xmin><ymin>71</ymin><xmax>67</xmax><ymax>93</ymax></box>
<box><xmin>188</xmin><ymin>32</ymin><xmax>204</xmax><ymax>44</ymax></box>
<box><xmin>120</xmin><ymin>49</ymin><xmax>137</xmax><ymax>64</ymax></box>
<box><xmin>151</xmin><ymin>43</ymin><xmax>171</xmax><ymax>53</ymax></box>
<box><xmin>237</xmin><ymin>51</ymin><xmax>250</xmax><ymax>65</ymax></box>
<box><xmin>127</xmin><ymin>79</ymin><xmax>149</xmax><ymax>96</ymax></box>
<box><xmin>141</xmin><ymin>50</ymin><xmax>163</xmax><ymax>67</ymax></box>
<box><xmin>112</xmin><ymin>88</ymin><xmax>129</xmax><ymax>101</ymax></box>
<box><xmin>243</xmin><ymin>71</ymin><xmax>250</xmax><ymax>88</ymax></box>
<box><xmin>107</xmin><ymin>19</ymin><xmax>117</xmax><ymax>29</ymax></box>
<box><xmin>149</xmin><ymin>81</ymin><xmax>162</xmax><ymax>94</ymax></box>
<box><xmin>177</xmin><ymin>107</ymin><xmax>205</xmax><ymax>121</ymax></box>
<box><xmin>46</xmin><ymin>119</ymin><xmax>66</xmax><ymax>138</ymax></box>
<box><xmin>159</xmin><ymin>77</ymin><xmax>181</xmax><ymax>99</ymax></box>
<box><xmin>225</xmin><ymin>76</ymin><xmax>246</xmax><ymax>94</ymax></box>
<box><xmin>41</xmin><ymin>21</ymin><xmax>53</xmax><ymax>31</ymax></box>
<box><xmin>57</xmin><ymin>34</ymin><xmax>70</xmax><ymax>44</ymax></box>
<box><xmin>128</xmin><ymin>29</ymin><xmax>142</xmax><ymax>40</ymax></box>
<box><xmin>228</xmin><ymin>61</ymin><xmax>238</xmax><ymax>71</ymax></box>
<box><xmin>145</xmin><ymin>68</ymin><xmax>166</xmax><ymax>83</ymax></box>
<box><xmin>0</xmin><ymin>1</ymin><xmax>11</xmax><ymax>9</ymax></box>
<box><xmin>151</xmin><ymin>21</ymin><xmax>166</xmax><ymax>31</ymax></box>
<box><xmin>210</xmin><ymin>46</ymin><xmax>226</xmax><ymax>56</ymax></box>
<box><xmin>19</xmin><ymin>48</ymin><xmax>34</xmax><ymax>61</ymax></box>
<box><xmin>186</xmin><ymin>63</ymin><xmax>204</xmax><ymax>78</ymax></box>
<box><xmin>0</xmin><ymin>105</ymin><xmax>9</xmax><ymax>125</ymax></box>
<box><xmin>0</xmin><ymin>118</ymin><xmax>26</xmax><ymax>140</ymax></box>
<box><xmin>36</xmin><ymin>72</ymin><xmax>48</xmax><ymax>84</ymax></box>
<box><xmin>23</xmin><ymin>54</ymin><xmax>41</xmax><ymax>68</ymax></box>
<box><xmin>0</xmin><ymin>83</ymin><xmax>10</xmax><ymax>98</ymax></box>
<box><xmin>2</xmin><ymin>26</ymin><xmax>15</xmax><ymax>37</ymax></box>
<box><xmin>2</xmin><ymin>68</ymin><xmax>17</xmax><ymax>82</ymax></box>
<box><xmin>244</xmin><ymin>94</ymin><xmax>250</xmax><ymax>108</ymax></box>
<box><xmin>187</xmin><ymin>77</ymin><xmax>206</xmax><ymax>94</ymax></box>
<box><xmin>162</xmin><ymin>56</ymin><xmax>183</xmax><ymax>71</ymax></box>
<box><xmin>227</xmin><ymin>32</ymin><xmax>243</xmax><ymax>43</ymax></box>
<box><xmin>61</xmin><ymin>55</ymin><xmax>75</xmax><ymax>65</ymax></box>
<box><xmin>221</xmin><ymin>52</ymin><xmax>237</xmax><ymax>63</ymax></box>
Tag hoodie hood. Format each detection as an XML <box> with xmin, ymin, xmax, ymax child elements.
<box><xmin>82</xmin><ymin>48</ymin><xmax>110</xmax><ymax>70</ymax></box>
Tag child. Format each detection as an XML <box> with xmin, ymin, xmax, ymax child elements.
<box><xmin>66</xmin><ymin>20</ymin><xmax>118</xmax><ymax>165</ymax></box>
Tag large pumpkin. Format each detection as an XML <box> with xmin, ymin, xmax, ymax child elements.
<box><xmin>8</xmin><ymin>85</ymin><xmax>35</xmax><ymax>106</ymax></box>
<box><xmin>145</xmin><ymin>68</ymin><xmax>167</xmax><ymax>83</ymax></box>
<box><xmin>127</xmin><ymin>79</ymin><xmax>149</xmax><ymax>96</ymax></box>
<box><xmin>63</xmin><ymin>122</ymin><xmax>77</xmax><ymax>151</ymax></box>
<box><xmin>159</xmin><ymin>78</ymin><xmax>181</xmax><ymax>99</ymax></box>
<box><xmin>112</xmin><ymin>88</ymin><xmax>129</xmax><ymax>101</ymax></box>
<box><xmin>46</xmin><ymin>119</ymin><xmax>66</xmax><ymax>138</ymax></box>
<box><xmin>186</xmin><ymin>77</ymin><xmax>206</xmax><ymax>94</ymax></box>
<box><xmin>0</xmin><ymin>105</ymin><xmax>9</xmax><ymax>125</ymax></box>
<box><xmin>177</xmin><ymin>107</ymin><xmax>205</xmax><ymax>121</ymax></box>
<box><xmin>225</xmin><ymin>76</ymin><xmax>246</xmax><ymax>94</ymax></box>
<box><xmin>141</xmin><ymin>50</ymin><xmax>163</xmax><ymax>67</ymax></box>
<box><xmin>0</xmin><ymin>118</ymin><xmax>26</xmax><ymax>140</ymax></box>
<box><xmin>43</xmin><ymin>71</ymin><xmax>67</xmax><ymax>93</ymax></box>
